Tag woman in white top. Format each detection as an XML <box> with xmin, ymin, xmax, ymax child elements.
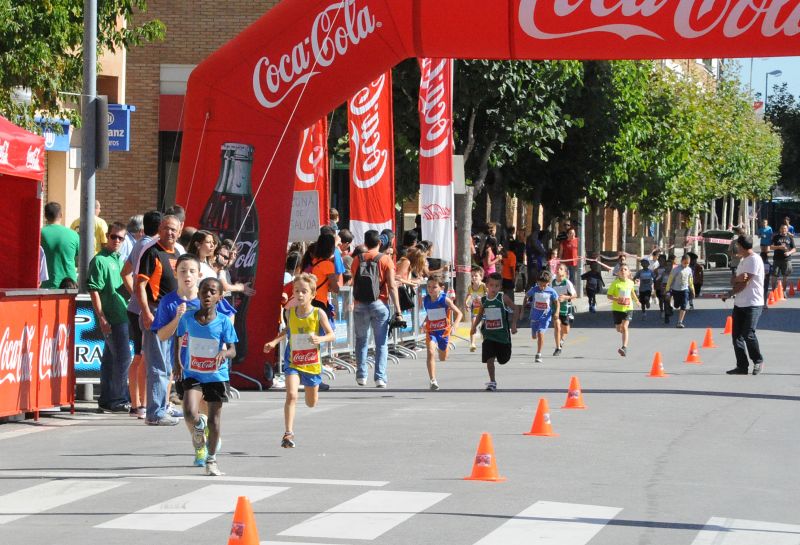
<box><xmin>187</xmin><ymin>230</ymin><xmax>255</xmax><ymax>297</ymax></box>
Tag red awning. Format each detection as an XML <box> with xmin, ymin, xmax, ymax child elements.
<box><xmin>0</xmin><ymin>115</ymin><xmax>46</xmax><ymax>181</ymax></box>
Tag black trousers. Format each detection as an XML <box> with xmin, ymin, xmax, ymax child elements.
<box><xmin>732</xmin><ymin>305</ymin><xmax>763</xmax><ymax>370</ymax></box>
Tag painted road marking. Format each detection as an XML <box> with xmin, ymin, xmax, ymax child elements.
<box><xmin>278</xmin><ymin>490</ymin><xmax>450</xmax><ymax>540</ymax></box>
<box><xmin>472</xmin><ymin>501</ymin><xmax>622</xmax><ymax>545</ymax></box>
<box><xmin>95</xmin><ymin>484</ymin><xmax>287</xmax><ymax>532</ymax></box>
<box><xmin>690</xmin><ymin>517</ymin><xmax>800</xmax><ymax>545</ymax></box>
<box><xmin>0</xmin><ymin>479</ymin><xmax>126</xmax><ymax>525</ymax></box>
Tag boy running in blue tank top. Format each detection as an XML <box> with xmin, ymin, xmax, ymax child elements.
<box><xmin>422</xmin><ymin>274</ymin><xmax>463</xmax><ymax>391</ymax></box>
<box><xmin>175</xmin><ymin>277</ymin><xmax>237</xmax><ymax>477</ymax></box>
<box><xmin>526</xmin><ymin>270</ymin><xmax>559</xmax><ymax>363</ymax></box>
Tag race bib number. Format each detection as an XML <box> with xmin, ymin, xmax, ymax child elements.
<box><xmin>619</xmin><ymin>289</ymin><xmax>631</xmax><ymax>306</ymax></box>
<box><xmin>291</xmin><ymin>334</ymin><xmax>319</xmax><ymax>368</ymax></box>
<box><xmin>426</xmin><ymin>307</ymin><xmax>448</xmax><ymax>331</ymax></box>
<box><xmin>484</xmin><ymin>307</ymin><xmax>503</xmax><ymax>330</ymax></box>
<box><xmin>534</xmin><ymin>292</ymin><xmax>550</xmax><ymax>311</ymax></box>
<box><xmin>189</xmin><ymin>337</ymin><xmax>220</xmax><ymax>373</ymax></box>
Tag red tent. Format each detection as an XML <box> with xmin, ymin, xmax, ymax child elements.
<box><xmin>0</xmin><ymin>114</ymin><xmax>45</xmax><ymax>288</ymax></box>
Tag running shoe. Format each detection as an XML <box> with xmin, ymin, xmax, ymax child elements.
<box><xmin>375</xmin><ymin>379</ymin><xmax>387</xmax><ymax>388</ymax></box>
<box><xmin>356</xmin><ymin>377</ymin><xmax>366</xmax><ymax>386</ymax></box>
<box><xmin>553</xmin><ymin>348</ymin><xmax>562</xmax><ymax>356</ymax></box>
<box><xmin>485</xmin><ymin>382</ymin><xmax>497</xmax><ymax>391</ymax></box>
<box><xmin>470</xmin><ymin>343</ymin><xmax>477</xmax><ymax>353</ymax></box>
<box><xmin>752</xmin><ymin>363</ymin><xmax>763</xmax><ymax>375</ymax></box>
<box><xmin>281</xmin><ymin>432</ymin><xmax>295</xmax><ymax>448</ymax></box>
<box><xmin>167</xmin><ymin>404</ymin><xmax>184</xmax><ymax>418</ymax></box>
<box><xmin>205</xmin><ymin>459</ymin><xmax>222</xmax><ymax>476</ymax></box>
<box><xmin>136</xmin><ymin>406</ymin><xmax>146</xmax><ymax>419</ymax></box>
<box><xmin>192</xmin><ymin>414</ymin><xmax>207</xmax><ymax>450</ymax></box>
<box><xmin>193</xmin><ymin>446</ymin><xmax>207</xmax><ymax>467</ymax></box>
<box><xmin>618</xmin><ymin>346</ymin><xmax>627</xmax><ymax>357</ymax></box>
<box><xmin>676</xmin><ymin>322</ymin><xmax>685</xmax><ymax>328</ymax></box>
<box><xmin>559</xmin><ymin>339</ymin><xmax>565</xmax><ymax>349</ymax></box>
<box><xmin>430</xmin><ymin>379</ymin><xmax>440</xmax><ymax>391</ymax></box>
<box><xmin>534</xmin><ymin>353</ymin><xmax>543</xmax><ymax>363</ymax></box>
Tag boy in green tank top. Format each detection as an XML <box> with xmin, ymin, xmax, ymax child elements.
<box><xmin>470</xmin><ymin>273</ymin><xmax>518</xmax><ymax>391</ymax></box>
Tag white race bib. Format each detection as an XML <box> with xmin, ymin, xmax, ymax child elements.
<box><xmin>426</xmin><ymin>307</ymin><xmax>448</xmax><ymax>331</ymax></box>
<box><xmin>484</xmin><ymin>307</ymin><xmax>503</xmax><ymax>330</ymax></box>
<box><xmin>291</xmin><ymin>334</ymin><xmax>319</xmax><ymax>367</ymax></box>
<box><xmin>189</xmin><ymin>337</ymin><xmax>219</xmax><ymax>373</ymax></box>
<box><xmin>534</xmin><ymin>292</ymin><xmax>550</xmax><ymax>311</ymax></box>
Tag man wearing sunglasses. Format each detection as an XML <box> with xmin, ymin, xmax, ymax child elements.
<box><xmin>88</xmin><ymin>222</ymin><xmax>132</xmax><ymax>413</ymax></box>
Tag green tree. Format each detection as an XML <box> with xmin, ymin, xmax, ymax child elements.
<box><xmin>0</xmin><ymin>0</ymin><xmax>164</xmax><ymax>130</ymax></box>
<box><xmin>766</xmin><ymin>82</ymin><xmax>800</xmax><ymax>196</ymax></box>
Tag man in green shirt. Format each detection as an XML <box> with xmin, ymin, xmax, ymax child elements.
<box><xmin>88</xmin><ymin>222</ymin><xmax>131</xmax><ymax>413</ymax></box>
<box><xmin>40</xmin><ymin>202</ymin><xmax>79</xmax><ymax>289</ymax></box>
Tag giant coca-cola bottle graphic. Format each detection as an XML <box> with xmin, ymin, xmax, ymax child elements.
<box><xmin>200</xmin><ymin>143</ymin><xmax>257</xmax><ymax>363</ymax></box>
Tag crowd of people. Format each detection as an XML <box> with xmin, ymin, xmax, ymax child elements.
<box><xmin>38</xmin><ymin>199</ymin><xmax>794</xmax><ymax>474</ymax></box>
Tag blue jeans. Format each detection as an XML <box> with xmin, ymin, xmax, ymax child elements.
<box><xmin>354</xmin><ymin>301</ymin><xmax>391</xmax><ymax>383</ymax></box>
<box><xmin>98</xmin><ymin>322</ymin><xmax>132</xmax><ymax>408</ymax></box>
<box><xmin>141</xmin><ymin>315</ymin><xmax>172</xmax><ymax>421</ymax></box>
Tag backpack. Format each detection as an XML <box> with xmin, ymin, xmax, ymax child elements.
<box><xmin>353</xmin><ymin>252</ymin><xmax>383</xmax><ymax>303</ymax></box>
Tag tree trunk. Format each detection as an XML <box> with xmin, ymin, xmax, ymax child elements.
<box><xmin>454</xmin><ymin>186</ymin><xmax>473</xmax><ymax>318</ymax></box>
<box><xmin>488</xmin><ymin>168</ymin><xmax>507</xmax><ymax>228</ymax></box>
<box><xmin>619</xmin><ymin>207</ymin><xmax>628</xmax><ymax>254</ymax></box>
<box><xmin>729</xmin><ymin>196</ymin><xmax>736</xmax><ymax>229</ymax></box>
<box><xmin>592</xmin><ymin>201</ymin><xmax>603</xmax><ymax>254</ymax></box>
<box><xmin>721</xmin><ymin>198</ymin><xmax>728</xmax><ymax>231</ymax></box>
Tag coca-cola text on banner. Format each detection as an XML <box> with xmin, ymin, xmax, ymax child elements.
<box><xmin>175</xmin><ymin>0</ymin><xmax>797</xmax><ymax>386</ymax></box>
<box><xmin>419</xmin><ymin>58</ymin><xmax>455</xmax><ymax>264</ymax></box>
<box><xmin>347</xmin><ymin>71</ymin><xmax>396</xmax><ymax>246</ymax></box>
<box><xmin>294</xmin><ymin>117</ymin><xmax>330</xmax><ymax>227</ymax></box>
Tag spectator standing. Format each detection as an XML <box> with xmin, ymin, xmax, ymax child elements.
<box><xmin>136</xmin><ymin>215</ymin><xmax>183</xmax><ymax>425</ymax></box>
<box><xmin>351</xmin><ymin>230</ymin><xmax>402</xmax><ymax>388</ymax></box>
<box><xmin>559</xmin><ymin>228</ymin><xmax>580</xmax><ymax>287</ymax></box>
<box><xmin>119</xmin><ymin>215</ymin><xmax>144</xmax><ymax>263</ymax></box>
<box><xmin>769</xmin><ymin>224</ymin><xmax>795</xmax><ymax>293</ymax></box>
<box><xmin>70</xmin><ymin>199</ymin><xmax>108</xmax><ymax>254</ymax></box>
<box><xmin>121</xmin><ymin>210</ymin><xmax>161</xmax><ymax>419</ymax></box>
<box><xmin>500</xmin><ymin>245</ymin><xmax>517</xmax><ymax>301</ymax></box>
<box><xmin>482</xmin><ymin>237</ymin><xmax>501</xmax><ymax>278</ymax></box>
<box><xmin>88</xmin><ymin>222</ymin><xmax>131</xmax><ymax>413</ymax></box>
<box><xmin>525</xmin><ymin>224</ymin><xmax>544</xmax><ymax>287</ymax></box>
<box><xmin>727</xmin><ymin>235</ymin><xmax>765</xmax><ymax>375</ymax></box>
<box><xmin>41</xmin><ymin>202</ymin><xmax>79</xmax><ymax>289</ymax></box>
<box><xmin>338</xmin><ymin>229</ymin><xmax>355</xmax><ymax>284</ymax></box>
<box><xmin>782</xmin><ymin>216</ymin><xmax>795</xmax><ymax>236</ymax></box>
<box><xmin>757</xmin><ymin>219</ymin><xmax>773</xmax><ymax>251</ymax></box>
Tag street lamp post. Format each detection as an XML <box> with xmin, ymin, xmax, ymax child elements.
<box><xmin>765</xmin><ymin>69</ymin><xmax>783</xmax><ymax>114</ymax></box>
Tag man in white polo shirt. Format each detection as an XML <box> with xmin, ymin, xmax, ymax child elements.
<box><xmin>727</xmin><ymin>235</ymin><xmax>765</xmax><ymax>376</ymax></box>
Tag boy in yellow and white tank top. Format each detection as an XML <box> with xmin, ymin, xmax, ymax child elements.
<box><xmin>465</xmin><ymin>267</ymin><xmax>486</xmax><ymax>352</ymax></box>
<box><xmin>264</xmin><ymin>273</ymin><xmax>335</xmax><ymax>449</ymax></box>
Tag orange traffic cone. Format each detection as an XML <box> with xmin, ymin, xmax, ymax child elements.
<box><xmin>768</xmin><ymin>291</ymin><xmax>776</xmax><ymax>306</ymax></box>
<box><xmin>464</xmin><ymin>433</ymin><xmax>506</xmax><ymax>482</ymax></box>
<box><xmin>562</xmin><ymin>376</ymin><xmax>586</xmax><ymax>409</ymax></box>
<box><xmin>777</xmin><ymin>281</ymin><xmax>785</xmax><ymax>300</ymax></box>
<box><xmin>796</xmin><ymin>279</ymin><xmax>800</xmax><ymax>291</ymax></box>
<box><xmin>524</xmin><ymin>398</ymin><xmax>559</xmax><ymax>437</ymax></box>
<box><xmin>684</xmin><ymin>341</ymin><xmax>702</xmax><ymax>364</ymax></box>
<box><xmin>228</xmin><ymin>496</ymin><xmax>260</xmax><ymax>545</ymax></box>
<box><xmin>722</xmin><ymin>316</ymin><xmax>733</xmax><ymax>335</ymax></box>
<box><xmin>648</xmin><ymin>352</ymin><xmax>668</xmax><ymax>377</ymax></box>
<box><xmin>702</xmin><ymin>328</ymin><xmax>717</xmax><ymax>349</ymax></box>
<box><xmin>790</xmin><ymin>283</ymin><xmax>796</xmax><ymax>297</ymax></box>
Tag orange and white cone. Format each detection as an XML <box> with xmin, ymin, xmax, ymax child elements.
<box><xmin>464</xmin><ymin>433</ymin><xmax>506</xmax><ymax>482</ymax></box>
<box><xmin>684</xmin><ymin>341</ymin><xmax>702</xmax><ymax>364</ymax></box>
<box><xmin>524</xmin><ymin>398</ymin><xmax>558</xmax><ymax>437</ymax></box>
<box><xmin>562</xmin><ymin>376</ymin><xmax>586</xmax><ymax>409</ymax></box>
<box><xmin>702</xmin><ymin>328</ymin><xmax>717</xmax><ymax>349</ymax></box>
<box><xmin>722</xmin><ymin>316</ymin><xmax>733</xmax><ymax>335</ymax></box>
<box><xmin>228</xmin><ymin>496</ymin><xmax>260</xmax><ymax>545</ymax></box>
<box><xmin>648</xmin><ymin>352</ymin><xmax>668</xmax><ymax>377</ymax></box>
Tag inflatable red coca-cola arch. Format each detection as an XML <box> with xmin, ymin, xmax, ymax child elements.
<box><xmin>175</xmin><ymin>0</ymin><xmax>799</xmax><ymax>387</ymax></box>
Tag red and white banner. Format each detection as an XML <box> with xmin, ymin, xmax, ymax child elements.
<box><xmin>348</xmin><ymin>71</ymin><xmax>395</xmax><ymax>245</ymax></box>
<box><xmin>294</xmin><ymin>117</ymin><xmax>330</xmax><ymax>227</ymax></box>
<box><xmin>419</xmin><ymin>58</ymin><xmax>454</xmax><ymax>263</ymax></box>
<box><xmin>0</xmin><ymin>115</ymin><xmax>45</xmax><ymax>181</ymax></box>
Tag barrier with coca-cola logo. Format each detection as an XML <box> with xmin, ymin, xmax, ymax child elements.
<box><xmin>0</xmin><ymin>290</ymin><xmax>76</xmax><ymax>419</ymax></box>
<box><xmin>176</xmin><ymin>0</ymin><xmax>796</xmax><ymax>389</ymax></box>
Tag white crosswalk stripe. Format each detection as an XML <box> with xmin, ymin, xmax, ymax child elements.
<box><xmin>690</xmin><ymin>517</ymin><xmax>800</xmax><ymax>545</ymax></box>
<box><xmin>278</xmin><ymin>490</ymin><xmax>450</xmax><ymax>540</ymax></box>
<box><xmin>472</xmin><ymin>501</ymin><xmax>622</xmax><ymax>545</ymax></box>
<box><xmin>0</xmin><ymin>479</ymin><xmax>127</xmax><ymax>525</ymax></box>
<box><xmin>95</xmin><ymin>484</ymin><xmax>287</xmax><ymax>532</ymax></box>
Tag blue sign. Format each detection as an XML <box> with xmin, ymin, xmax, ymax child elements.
<box><xmin>34</xmin><ymin>116</ymin><xmax>70</xmax><ymax>152</ymax></box>
<box><xmin>107</xmin><ymin>104</ymin><xmax>136</xmax><ymax>152</ymax></box>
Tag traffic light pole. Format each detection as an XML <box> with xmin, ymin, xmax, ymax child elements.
<box><xmin>78</xmin><ymin>0</ymin><xmax>97</xmax><ymax>292</ymax></box>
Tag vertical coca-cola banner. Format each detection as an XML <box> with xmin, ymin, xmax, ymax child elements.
<box><xmin>419</xmin><ymin>58</ymin><xmax>454</xmax><ymax>264</ymax></box>
<box><xmin>294</xmin><ymin>117</ymin><xmax>330</xmax><ymax>227</ymax></box>
<box><xmin>347</xmin><ymin>72</ymin><xmax>395</xmax><ymax>245</ymax></box>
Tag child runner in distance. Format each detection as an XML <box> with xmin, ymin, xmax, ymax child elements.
<box><xmin>526</xmin><ymin>270</ymin><xmax>559</xmax><ymax>363</ymax></box>
<box><xmin>607</xmin><ymin>264</ymin><xmax>639</xmax><ymax>357</ymax></box>
<box><xmin>551</xmin><ymin>264</ymin><xmax>576</xmax><ymax>356</ymax></box>
<box><xmin>175</xmin><ymin>277</ymin><xmax>237</xmax><ymax>477</ymax></box>
<box><xmin>665</xmin><ymin>254</ymin><xmax>695</xmax><ymax>329</ymax></box>
<box><xmin>581</xmin><ymin>259</ymin><xmax>605</xmax><ymax>313</ymax></box>
<box><xmin>263</xmin><ymin>273</ymin><xmax>335</xmax><ymax>448</ymax></box>
<box><xmin>634</xmin><ymin>259</ymin><xmax>654</xmax><ymax>320</ymax></box>
<box><xmin>466</xmin><ymin>266</ymin><xmax>486</xmax><ymax>352</ymax></box>
<box><xmin>470</xmin><ymin>272</ymin><xmax>517</xmax><ymax>391</ymax></box>
<box><xmin>422</xmin><ymin>274</ymin><xmax>463</xmax><ymax>390</ymax></box>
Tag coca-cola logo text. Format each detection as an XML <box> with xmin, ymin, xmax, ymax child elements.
<box><xmin>422</xmin><ymin>204</ymin><xmax>452</xmax><ymax>221</ymax></box>
<box><xmin>234</xmin><ymin>240</ymin><xmax>259</xmax><ymax>270</ymax></box>
<box><xmin>295</xmin><ymin>126</ymin><xmax>325</xmax><ymax>184</ymax></box>
<box><xmin>0</xmin><ymin>140</ymin><xmax>10</xmax><ymax>166</ymax></box>
<box><xmin>518</xmin><ymin>0</ymin><xmax>800</xmax><ymax>41</ymax></box>
<box><xmin>39</xmin><ymin>324</ymin><xmax>70</xmax><ymax>380</ymax></box>
<box><xmin>292</xmin><ymin>349</ymin><xmax>319</xmax><ymax>365</ymax></box>
<box><xmin>190</xmin><ymin>356</ymin><xmax>218</xmax><ymax>371</ymax></box>
<box><xmin>26</xmin><ymin>145</ymin><xmax>41</xmax><ymax>171</ymax></box>
<box><xmin>350</xmin><ymin>74</ymin><xmax>389</xmax><ymax>189</ymax></box>
<box><xmin>0</xmin><ymin>325</ymin><xmax>35</xmax><ymax>385</ymax></box>
<box><xmin>253</xmin><ymin>0</ymin><xmax>379</xmax><ymax>109</ymax></box>
<box><xmin>419</xmin><ymin>59</ymin><xmax>451</xmax><ymax>159</ymax></box>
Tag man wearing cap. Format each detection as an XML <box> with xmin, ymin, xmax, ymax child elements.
<box><xmin>727</xmin><ymin>235</ymin><xmax>765</xmax><ymax>376</ymax></box>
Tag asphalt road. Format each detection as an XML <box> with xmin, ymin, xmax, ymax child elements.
<box><xmin>1</xmin><ymin>295</ymin><xmax>798</xmax><ymax>545</ymax></box>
